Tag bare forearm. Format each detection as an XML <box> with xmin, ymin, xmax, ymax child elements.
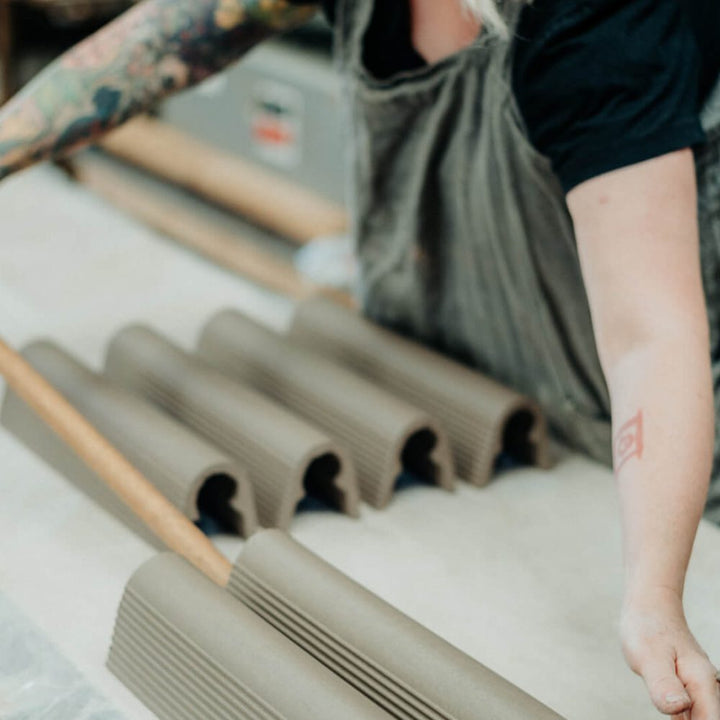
<box><xmin>569</xmin><ymin>151</ymin><xmax>720</xmax><ymax>717</ymax></box>
<box><xmin>607</xmin><ymin>336</ymin><xmax>713</xmax><ymax>602</ymax></box>
<box><xmin>0</xmin><ymin>0</ymin><xmax>316</xmax><ymax>180</ymax></box>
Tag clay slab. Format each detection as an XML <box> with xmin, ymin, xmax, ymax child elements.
<box><xmin>229</xmin><ymin>530</ymin><xmax>566</xmax><ymax>720</ymax></box>
<box><xmin>0</xmin><ymin>341</ymin><xmax>256</xmax><ymax>542</ymax></box>
<box><xmin>198</xmin><ymin>310</ymin><xmax>454</xmax><ymax>508</ymax></box>
<box><xmin>290</xmin><ymin>298</ymin><xmax>553</xmax><ymax>486</ymax></box>
<box><xmin>104</xmin><ymin>326</ymin><xmax>359</xmax><ymax>529</ymax></box>
<box><xmin>108</xmin><ymin>552</ymin><xmax>393</xmax><ymax>720</ymax></box>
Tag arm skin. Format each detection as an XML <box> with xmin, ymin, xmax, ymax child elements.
<box><xmin>0</xmin><ymin>0</ymin><xmax>318</xmax><ymax>181</ymax></box>
<box><xmin>568</xmin><ymin>149</ymin><xmax>720</xmax><ymax>720</ymax></box>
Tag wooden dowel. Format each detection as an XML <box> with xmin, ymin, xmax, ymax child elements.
<box><xmin>72</xmin><ymin>154</ymin><xmax>355</xmax><ymax>308</ymax></box>
<box><xmin>0</xmin><ymin>337</ymin><xmax>232</xmax><ymax>588</ymax></box>
<box><xmin>100</xmin><ymin>116</ymin><xmax>349</xmax><ymax>244</ymax></box>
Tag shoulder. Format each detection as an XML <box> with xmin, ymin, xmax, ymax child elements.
<box><xmin>512</xmin><ymin>0</ymin><xmax>705</xmax><ymax>192</ymax></box>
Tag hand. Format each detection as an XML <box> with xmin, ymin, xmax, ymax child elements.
<box><xmin>621</xmin><ymin>588</ymin><xmax>720</xmax><ymax>718</ymax></box>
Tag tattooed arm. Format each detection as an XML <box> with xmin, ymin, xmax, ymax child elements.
<box><xmin>568</xmin><ymin>149</ymin><xmax>720</xmax><ymax>719</ymax></box>
<box><xmin>0</xmin><ymin>0</ymin><xmax>318</xmax><ymax>181</ymax></box>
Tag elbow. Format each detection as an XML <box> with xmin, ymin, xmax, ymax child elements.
<box><xmin>596</xmin><ymin>309</ymin><xmax>711</xmax><ymax>379</ymax></box>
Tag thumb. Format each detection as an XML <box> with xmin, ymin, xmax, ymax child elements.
<box><xmin>641</xmin><ymin>654</ymin><xmax>692</xmax><ymax>715</ymax></box>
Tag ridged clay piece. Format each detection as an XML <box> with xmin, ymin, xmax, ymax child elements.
<box><xmin>104</xmin><ymin>326</ymin><xmax>359</xmax><ymax>529</ymax></box>
<box><xmin>0</xmin><ymin>340</ymin><xmax>256</xmax><ymax>543</ymax></box>
<box><xmin>289</xmin><ymin>298</ymin><xmax>553</xmax><ymax>486</ymax></box>
<box><xmin>229</xmin><ymin>530</ymin><xmax>566</xmax><ymax>720</ymax></box>
<box><xmin>108</xmin><ymin>552</ymin><xmax>393</xmax><ymax>720</ymax></box>
<box><xmin>198</xmin><ymin>310</ymin><xmax>454</xmax><ymax>508</ymax></box>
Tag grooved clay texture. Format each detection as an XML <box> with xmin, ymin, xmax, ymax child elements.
<box><xmin>108</xmin><ymin>553</ymin><xmax>393</xmax><ymax>720</ymax></box>
<box><xmin>229</xmin><ymin>530</ymin><xmax>566</xmax><ymax>720</ymax></box>
<box><xmin>198</xmin><ymin>310</ymin><xmax>454</xmax><ymax>508</ymax></box>
<box><xmin>0</xmin><ymin>341</ymin><xmax>256</xmax><ymax>543</ymax></box>
<box><xmin>290</xmin><ymin>298</ymin><xmax>553</xmax><ymax>486</ymax></box>
<box><xmin>104</xmin><ymin>326</ymin><xmax>359</xmax><ymax>529</ymax></box>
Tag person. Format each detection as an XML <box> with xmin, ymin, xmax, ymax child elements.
<box><xmin>1</xmin><ymin>0</ymin><xmax>719</xmax><ymax>716</ymax></box>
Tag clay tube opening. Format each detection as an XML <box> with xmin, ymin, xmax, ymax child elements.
<box><xmin>501</xmin><ymin>409</ymin><xmax>537</xmax><ymax>465</ymax></box>
<box><xmin>400</xmin><ymin>428</ymin><xmax>439</xmax><ymax>485</ymax></box>
<box><xmin>300</xmin><ymin>453</ymin><xmax>343</xmax><ymax>512</ymax></box>
<box><xmin>196</xmin><ymin>473</ymin><xmax>243</xmax><ymax>535</ymax></box>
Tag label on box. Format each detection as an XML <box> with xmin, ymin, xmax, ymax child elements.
<box><xmin>249</xmin><ymin>80</ymin><xmax>304</xmax><ymax>169</ymax></box>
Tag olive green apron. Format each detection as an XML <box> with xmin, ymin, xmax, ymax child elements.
<box><xmin>697</xmin><ymin>82</ymin><xmax>720</xmax><ymax>522</ymax></box>
<box><xmin>333</xmin><ymin>0</ymin><xmax>720</xmax><ymax>521</ymax></box>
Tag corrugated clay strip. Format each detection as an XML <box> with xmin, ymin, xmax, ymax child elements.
<box><xmin>198</xmin><ymin>310</ymin><xmax>454</xmax><ymax>509</ymax></box>
<box><xmin>0</xmin><ymin>341</ymin><xmax>256</xmax><ymax>542</ymax></box>
<box><xmin>104</xmin><ymin>326</ymin><xmax>359</xmax><ymax>529</ymax></box>
<box><xmin>108</xmin><ymin>553</ymin><xmax>393</xmax><ymax>720</ymax></box>
<box><xmin>0</xmin><ymin>333</ymin><xmax>563</xmax><ymax>720</ymax></box>
<box><xmin>290</xmin><ymin>298</ymin><xmax>553</xmax><ymax>486</ymax></box>
<box><xmin>229</xmin><ymin>530</ymin><xmax>566</xmax><ymax>720</ymax></box>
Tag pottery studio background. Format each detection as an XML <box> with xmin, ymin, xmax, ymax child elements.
<box><xmin>1</xmin><ymin>4</ymin><xmax>720</xmax><ymax>720</ymax></box>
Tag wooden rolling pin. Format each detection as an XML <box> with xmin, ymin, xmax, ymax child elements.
<box><xmin>0</xmin><ymin>337</ymin><xmax>232</xmax><ymax>587</ymax></box>
<box><xmin>100</xmin><ymin>116</ymin><xmax>349</xmax><ymax>244</ymax></box>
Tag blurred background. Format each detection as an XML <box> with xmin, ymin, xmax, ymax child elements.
<box><xmin>0</xmin><ymin>0</ymin><xmax>354</xmax><ymax>289</ymax></box>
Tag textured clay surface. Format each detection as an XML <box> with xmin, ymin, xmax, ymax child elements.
<box><xmin>229</xmin><ymin>530</ymin><xmax>567</xmax><ymax>720</ymax></box>
<box><xmin>108</xmin><ymin>552</ymin><xmax>393</xmax><ymax>720</ymax></box>
<box><xmin>290</xmin><ymin>298</ymin><xmax>553</xmax><ymax>486</ymax></box>
<box><xmin>0</xmin><ymin>341</ymin><xmax>256</xmax><ymax>542</ymax></box>
<box><xmin>104</xmin><ymin>326</ymin><xmax>359</xmax><ymax>529</ymax></box>
<box><xmin>198</xmin><ymin>310</ymin><xmax>454</xmax><ymax>508</ymax></box>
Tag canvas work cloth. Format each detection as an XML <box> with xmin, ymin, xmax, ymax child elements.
<box><xmin>333</xmin><ymin>0</ymin><xmax>720</xmax><ymax>522</ymax></box>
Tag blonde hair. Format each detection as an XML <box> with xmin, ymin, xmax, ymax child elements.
<box><xmin>461</xmin><ymin>0</ymin><xmax>505</xmax><ymax>32</ymax></box>
<box><xmin>461</xmin><ymin>0</ymin><xmax>530</xmax><ymax>37</ymax></box>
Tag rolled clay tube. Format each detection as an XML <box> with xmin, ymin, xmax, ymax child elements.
<box><xmin>108</xmin><ymin>552</ymin><xmax>393</xmax><ymax>720</ymax></box>
<box><xmin>229</xmin><ymin>530</ymin><xmax>566</xmax><ymax>720</ymax></box>
<box><xmin>198</xmin><ymin>310</ymin><xmax>454</xmax><ymax>509</ymax></box>
<box><xmin>104</xmin><ymin>326</ymin><xmax>359</xmax><ymax>529</ymax></box>
<box><xmin>0</xmin><ymin>341</ymin><xmax>256</xmax><ymax>542</ymax></box>
<box><xmin>289</xmin><ymin>298</ymin><xmax>553</xmax><ymax>486</ymax></box>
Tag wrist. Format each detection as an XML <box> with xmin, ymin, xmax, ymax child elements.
<box><xmin>623</xmin><ymin>583</ymin><xmax>684</xmax><ymax>614</ymax></box>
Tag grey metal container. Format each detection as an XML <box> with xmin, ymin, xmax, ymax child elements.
<box><xmin>229</xmin><ymin>530</ymin><xmax>566</xmax><ymax>720</ymax></box>
<box><xmin>198</xmin><ymin>310</ymin><xmax>454</xmax><ymax>508</ymax></box>
<box><xmin>161</xmin><ymin>40</ymin><xmax>347</xmax><ymax>206</ymax></box>
<box><xmin>290</xmin><ymin>298</ymin><xmax>553</xmax><ymax>486</ymax></box>
<box><xmin>104</xmin><ymin>326</ymin><xmax>359</xmax><ymax>529</ymax></box>
<box><xmin>108</xmin><ymin>552</ymin><xmax>393</xmax><ymax>720</ymax></box>
<box><xmin>0</xmin><ymin>341</ymin><xmax>256</xmax><ymax>543</ymax></box>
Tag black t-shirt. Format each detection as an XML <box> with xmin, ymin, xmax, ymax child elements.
<box><xmin>290</xmin><ymin>0</ymin><xmax>720</xmax><ymax>192</ymax></box>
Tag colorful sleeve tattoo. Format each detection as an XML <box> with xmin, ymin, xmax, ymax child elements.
<box><xmin>0</xmin><ymin>0</ymin><xmax>318</xmax><ymax>179</ymax></box>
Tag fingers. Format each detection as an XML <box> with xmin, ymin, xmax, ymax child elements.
<box><xmin>640</xmin><ymin>652</ymin><xmax>692</xmax><ymax>715</ymax></box>
<box><xmin>619</xmin><ymin>602</ymin><xmax>718</xmax><ymax>718</ymax></box>
<box><xmin>676</xmin><ymin>656</ymin><xmax>720</xmax><ymax>720</ymax></box>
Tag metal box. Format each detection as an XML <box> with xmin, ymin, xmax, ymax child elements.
<box><xmin>161</xmin><ymin>39</ymin><xmax>348</xmax><ymax>206</ymax></box>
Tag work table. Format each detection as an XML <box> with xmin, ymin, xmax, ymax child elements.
<box><xmin>1</xmin><ymin>165</ymin><xmax>719</xmax><ymax>720</ymax></box>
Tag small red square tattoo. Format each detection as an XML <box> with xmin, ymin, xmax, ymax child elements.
<box><xmin>614</xmin><ymin>410</ymin><xmax>644</xmax><ymax>474</ymax></box>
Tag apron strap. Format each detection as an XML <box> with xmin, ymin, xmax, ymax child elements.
<box><xmin>333</xmin><ymin>0</ymin><xmax>374</xmax><ymax>75</ymax></box>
